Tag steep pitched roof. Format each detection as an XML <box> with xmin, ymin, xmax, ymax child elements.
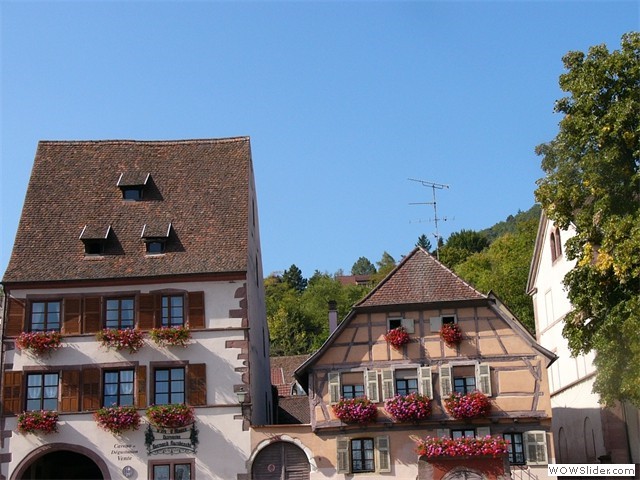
<box><xmin>3</xmin><ymin>138</ymin><xmax>253</xmax><ymax>284</ymax></box>
<box><xmin>356</xmin><ymin>247</ymin><xmax>485</xmax><ymax>308</ymax></box>
<box><xmin>271</xmin><ymin>354</ymin><xmax>310</xmax><ymax>397</ymax></box>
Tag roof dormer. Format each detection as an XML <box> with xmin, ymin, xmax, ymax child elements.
<box><xmin>141</xmin><ymin>222</ymin><xmax>172</xmax><ymax>255</ymax></box>
<box><xmin>117</xmin><ymin>172</ymin><xmax>150</xmax><ymax>201</ymax></box>
<box><xmin>80</xmin><ymin>225</ymin><xmax>112</xmax><ymax>255</ymax></box>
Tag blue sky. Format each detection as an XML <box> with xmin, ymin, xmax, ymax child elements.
<box><xmin>1</xmin><ymin>1</ymin><xmax>637</xmax><ymax>279</ymax></box>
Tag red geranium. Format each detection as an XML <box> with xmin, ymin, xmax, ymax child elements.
<box><xmin>95</xmin><ymin>405</ymin><xmax>141</xmax><ymax>435</ymax></box>
<box><xmin>440</xmin><ymin>323</ymin><xmax>463</xmax><ymax>346</ymax></box>
<box><xmin>150</xmin><ymin>326</ymin><xmax>191</xmax><ymax>348</ymax></box>
<box><xmin>444</xmin><ymin>391</ymin><xmax>491</xmax><ymax>419</ymax></box>
<box><xmin>96</xmin><ymin>328</ymin><xmax>144</xmax><ymax>354</ymax></box>
<box><xmin>384</xmin><ymin>393</ymin><xmax>432</xmax><ymax>422</ymax></box>
<box><xmin>416</xmin><ymin>435</ymin><xmax>509</xmax><ymax>458</ymax></box>
<box><xmin>384</xmin><ymin>327</ymin><xmax>410</xmax><ymax>349</ymax></box>
<box><xmin>16</xmin><ymin>331</ymin><xmax>62</xmax><ymax>356</ymax></box>
<box><xmin>146</xmin><ymin>404</ymin><xmax>195</xmax><ymax>428</ymax></box>
<box><xmin>17</xmin><ymin>410</ymin><xmax>59</xmax><ymax>435</ymax></box>
<box><xmin>333</xmin><ymin>397</ymin><xmax>378</xmax><ymax>424</ymax></box>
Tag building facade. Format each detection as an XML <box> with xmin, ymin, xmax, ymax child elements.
<box><xmin>1</xmin><ymin>138</ymin><xmax>271</xmax><ymax>480</ymax></box>
<box><xmin>251</xmin><ymin>248</ymin><xmax>557</xmax><ymax>480</ymax></box>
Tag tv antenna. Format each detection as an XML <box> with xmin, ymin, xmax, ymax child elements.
<box><xmin>409</xmin><ymin>178</ymin><xmax>450</xmax><ymax>259</ymax></box>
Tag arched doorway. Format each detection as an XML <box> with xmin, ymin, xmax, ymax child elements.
<box><xmin>13</xmin><ymin>444</ymin><xmax>108</xmax><ymax>480</ymax></box>
<box><xmin>252</xmin><ymin>441</ymin><xmax>310</xmax><ymax>480</ymax></box>
<box><xmin>442</xmin><ymin>469</ymin><xmax>484</xmax><ymax>480</ymax></box>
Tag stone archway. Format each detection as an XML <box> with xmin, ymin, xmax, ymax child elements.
<box><xmin>442</xmin><ymin>468</ymin><xmax>485</xmax><ymax>480</ymax></box>
<box><xmin>251</xmin><ymin>441</ymin><xmax>310</xmax><ymax>480</ymax></box>
<box><xmin>11</xmin><ymin>443</ymin><xmax>110</xmax><ymax>480</ymax></box>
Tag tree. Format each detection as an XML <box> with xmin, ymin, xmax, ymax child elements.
<box><xmin>438</xmin><ymin>229</ymin><xmax>490</xmax><ymax>268</ymax></box>
<box><xmin>416</xmin><ymin>234</ymin><xmax>432</xmax><ymax>252</ymax></box>
<box><xmin>282</xmin><ymin>264</ymin><xmax>307</xmax><ymax>293</ymax></box>
<box><xmin>351</xmin><ymin>256</ymin><xmax>377</xmax><ymax>275</ymax></box>
<box><xmin>535</xmin><ymin>32</ymin><xmax>640</xmax><ymax>406</ymax></box>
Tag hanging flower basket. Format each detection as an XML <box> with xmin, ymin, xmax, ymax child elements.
<box><xmin>440</xmin><ymin>323</ymin><xmax>463</xmax><ymax>346</ymax></box>
<box><xmin>96</xmin><ymin>328</ymin><xmax>144</xmax><ymax>354</ymax></box>
<box><xmin>17</xmin><ymin>410</ymin><xmax>59</xmax><ymax>435</ymax></box>
<box><xmin>150</xmin><ymin>326</ymin><xmax>191</xmax><ymax>348</ymax></box>
<box><xmin>16</xmin><ymin>331</ymin><xmax>62</xmax><ymax>356</ymax></box>
<box><xmin>94</xmin><ymin>405</ymin><xmax>141</xmax><ymax>435</ymax></box>
<box><xmin>384</xmin><ymin>393</ymin><xmax>432</xmax><ymax>422</ymax></box>
<box><xmin>384</xmin><ymin>327</ymin><xmax>410</xmax><ymax>349</ymax></box>
<box><xmin>146</xmin><ymin>404</ymin><xmax>195</xmax><ymax>429</ymax></box>
<box><xmin>332</xmin><ymin>397</ymin><xmax>378</xmax><ymax>424</ymax></box>
<box><xmin>444</xmin><ymin>391</ymin><xmax>491</xmax><ymax>419</ymax></box>
<box><xmin>416</xmin><ymin>435</ymin><xmax>509</xmax><ymax>458</ymax></box>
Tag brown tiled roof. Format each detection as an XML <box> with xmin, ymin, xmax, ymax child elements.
<box><xmin>3</xmin><ymin>138</ymin><xmax>253</xmax><ymax>283</ymax></box>
<box><xmin>277</xmin><ymin>397</ymin><xmax>310</xmax><ymax>424</ymax></box>
<box><xmin>356</xmin><ymin>247</ymin><xmax>485</xmax><ymax>308</ymax></box>
<box><xmin>271</xmin><ymin>354</ymin><xmax>309</xmax><ymax>397</ymax></box>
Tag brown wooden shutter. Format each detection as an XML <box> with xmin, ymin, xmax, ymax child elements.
<box><xmin>83</xmin><ymin>297</ymin><xmax>102</xmax><ymax>333</ymax></box>
<box><xmin>82</xmin><ymin>367</ymin><xmax>101</xmax><ymax>411</ymax></box>
<box><xmin>60</xmin><ymin>369</ymin><xmax>81</xmax><ymax>412</ymax></box>
<box><xmin>136</xmin><ymin>365</ymin><xmax>147</xmax><ymax>408</ymax></box>
<box><xmin>2</xmin><ymin>371</ymin><xmax>23</xmax><ymax>415</ymax></box>
<box><xmin>138</xmin><ymin>294</ymin><xmax>158</xmax><ymax>330</ymax></box>
<box><xmin>63</xmin><ymin>298</ymin><xmax>82</xmax><ymax>335</ymax></box>
<box><xmin>188</xmin><ymin>292</ymin><xmax>205</xmax><ymax>329</ymax></box>
<box><xmin>187</xmin><ymin>363</ymin><xmax>206</xmax><ymax>406</ymax></box>
<box><xmin>5</xmin><ymin>297</ymin><xmax>26</xmax><ymax>337</ymax></box>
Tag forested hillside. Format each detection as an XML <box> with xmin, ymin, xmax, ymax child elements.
<box><xmin>266</xmin><ymin>205</ymin><xmax>541</xmax><ymax>356</ymax></box>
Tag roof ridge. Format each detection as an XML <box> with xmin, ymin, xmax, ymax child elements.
<box><xmin>38</xmin><ymin>137</ymin><xmax>250</xmax><ymax>146</ymax></box>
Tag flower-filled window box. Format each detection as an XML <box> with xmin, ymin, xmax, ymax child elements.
<box><xmin>415</xmin><ymin>435</ymin><xmax>509</xmax><ymax>458</ymax></box>
<box><xmin>146</xmin><ymin>404</ymin><xmax>195</xmax><ymax>429</ymax></box>
<box><xmin>17</xmin><ymin>410</ymin><xmax>59</xmax><ymax>435</ymax></box>
<box><xmin>440</xmin><ymin>323</ymin><xmax>463</xmax><ymax>347</ymax></box>
<box><xmin>384</xmin><ymin>327</ymin><xmax>410</xmax><ymax>350</ymax></box>
<box><xmin>384</xmin><ymin>393</ymin><xmax>432</xmax><ymax>422</ymax></box>
<box><xmin>150</xmin><ymin>326</ymin><xmax>191</xmax><ymax>348</ymax></box>
<box><xmin>444</xmin><ymin>391</ymin><xmax>491</xmax><ymax>419</ymax></box>
<box><xmin>94</xmin><ymin>405</ymin><xmax>141</xmax><ymax>435</ymax></box>
<box><xmin>96</xmin><ymin>328</ymin><xmax>144</xmax><ymax>354</ymax></box>
<box><xmin>332</xmin><ymin>397</ymin><xmax>378</xmax><ymax>424</ymax></box>
<box><xmin>16</xmin><ymin>331</ymin><xmax>62</xmax><ymax>356</ymax></box>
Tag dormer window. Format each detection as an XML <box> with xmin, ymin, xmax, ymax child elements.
<box><xmin>141</xmin><ymin>222</ymin><xmax>171</xmax><ymax>255</ymax></box>
<box><xmin>117</xmin><ymin>172</ymin><xmax>150</xmax><ymax>201</ymax></box>
<box><xmin>80</xmin><ymin>225</ymin><xmax>111</xmax><ymax>255</ymax></box>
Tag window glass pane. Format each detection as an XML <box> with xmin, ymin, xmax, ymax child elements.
<box><xmin>32</xmin><ymin>303</ymin><xmax>45</xmax><ymax>314</ymax></box>
<box><xmin>156</xmin><ymin>370</ymin><xmax>169</xmax><ymax>381</ymax></box>
<box><xmin>43</xmin><ymin>397</ymin><xmax>57</xmax><ymax>410</ymax></box>
<box><xmin>156</xmin><ymin>382</ymin><xmax>169</xmax><ymax>393</ymax></box>
<box><xmin>171</xmin><ymin>392</ymin><xmax>185</xmax><ymax>404</ymax></box>
<box><xmin>27</xmin><ymin>375</ymin><xmax>43</xmax><ymax>387</ymax></box>
<box><xmin>27</xmin><ymin>399</ymin><xmax>40</xmax><ymax>411</ymax></box>
<box><xmin>156</xmin><ymin>393</ymin><xmax>169</xmax><ymax>405</ymax></box>
<box><xmin>121</xmin><ymin>369</ymin><xmax>134</xmax><ymax>382</ymax></box>
<box><xmin>105</xmin><ymin>372</ymin><xmax>119</xmax><ymax>383</ymax></box>
<box><xmin>44</xmin><ymin>374</ymin><xmax>58</xmax><ymax>386</ymax></box>
<box><xmin>27</xmin><ymin>387</ymin><xmax>42</xmax><ymax>400</ymax></box>
<box><xmin>153</xmin><ymin>465</ymin><xmax>170</xmax><ymax>480</ymax></box>
<box><xmin>175</xmin><ymin>465</ymin><xmax>191</xmax><ymax>480</ymax></box>
<box><xmin>171</xmin><ymin>368</ymin><xmax>184</xmax><ymax>380</ymax></box>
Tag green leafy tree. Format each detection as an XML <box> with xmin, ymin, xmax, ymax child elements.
<box><xmin>416</xmin><ymin>234</ymin><xmax>432</xmax><ymax>252</ymax></box>
<box><xmin>535</xmin><ymin>32</ymin><xmax>640</xmax><ymax>406</ymax></box>
<box><xmin>282</xmin><ymin>264</ymin><xmax>307</xmax><ymax>293</ymax></box>
<box><xmin>351</xmin><ymin>256</ymin><xmax>377</xmax><ymax>275</ymax></box>
<box><xmin>439</xmin><ymin>229</ymin><xmax>490</xmax><ymax>268</ymax></box>
<box><xmin>370</xmin><ymin>251</ymin><xmax>396</xmax><ymax>285</ymax></box>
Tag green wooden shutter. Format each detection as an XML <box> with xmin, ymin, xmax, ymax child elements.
<box><xmin>476</xmin><ymin>363</ymin><xmax>492</xmax><ymax>396</ymax></box>
<box><xmin>525</xmin><ymin>431</ymin><xmax>548</xmax><ymax>465</ymax></box>
<box><xmin>381</xmin><ymin>369</ymin><xmax>394</xmax><ymax>401</ymax></box>
<box><xmin>336</xmin><ymin>437</ymin><xmax>350</xmax><ymax>474</ymax></box>
<box><xmin>429</xmin><ymin>316</ymin><xmax>442</xmax><ymax>333</ymax></box>
<box><xmin>418</xmin><ymin>367</ymin><xmax>433</xmax><ymax>399</ymax></box>
<box><xmin>376</xmin><ymin>435</ymin><xmax>391</xmax><ymax>473</ymax></box>
<box><xmin>328</xmin><ymin>372</ymin><xmax>341</xmax><ymax>404</ymax></box>
<box><xmin>366</xmin><ymin>370</ymin><xmax>379</xmax><ymax>403</ymax></box>
<box><xmin>401</xmin><ymin>317</ymin><xmax>415</xmax><ymax>334</ymax></box>
<box><xmin>439</xmin><ymin>364</ymin><xmax>452</xmax><ymax>397</ymax></box>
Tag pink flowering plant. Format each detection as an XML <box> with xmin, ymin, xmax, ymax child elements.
<box><xmin>332</xmin><ymin>397</ymin><xmax>378</xmax><ymax>424</ymax></box>
<box><xmin>96</xmin><ymin>328</ymin><xmax>145</xmax><ymax>354</ymax></box>
<box><xmin>16</xmin><ymin>331</ymin><xmax>62</xmax><ymax>356</ymax></box>
<box><xmin>94</xmin><ymin>405</ymin><xmax>141</xmax><ymax>435</ymax></box>
<box><xmin>444</xmin><ymin>391</ymin><xmax>491</xmax><ymax>419</ymax></box>
<box><xmin>17</xmin><ymin>410</ymin><xmax>59</xmax><ymax>435</ymax></box>
<box><xmin>384</xmin><ymin>392</ymin><xmax>432</xmax><ymax>422</ymax></box>
<box><xmin>384</xmin><ymin>327</ymin><xmax>410</xmax><ymax>349</ymax></box>
<box><xmin>416</xmin><ymin>435</ymin><xmax>509</xmax><ymax>458</ymax></box>
<box><xmin>146</xmin><ymin>404</ymin><xmax>195</xmax><ymax>428</ymax></box>
<box><xmin>150</xmin><ymin>325</ymin><xmax>191</xmax><ymax>348</ymax></box>
<box><xmin>440</xmin><ymin>323</ymin><xmax>463</xmax><ymax>346</ymax></box>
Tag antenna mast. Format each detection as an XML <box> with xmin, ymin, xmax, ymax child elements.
<box><xmin>409</xmin><ymin>178</ymin><xmax>450</xmax><ymax>259</ymax></box>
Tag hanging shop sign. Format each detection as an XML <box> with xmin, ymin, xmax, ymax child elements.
<box><xmin>145</xmin><ymin>423</ymin><xmax>199</xmax><ymax>455</ymax></box>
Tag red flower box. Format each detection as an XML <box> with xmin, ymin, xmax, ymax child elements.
<box><xmin>384</xmin><ymin>327</ymin><xmax>410</xmax><ymax>349</ymax></box>
<box><xmin>440</xmin><ymin>323</ymin><xmax>463</xmax><ymax>346</ymax></box>
<box><xmin>416</xmin><ymin>435</ymin><xmax>509</xmax><ymax>458</ymax></box>
<box><xmin>384</xmin><ymin>393</ymin><xmax>432</xmax><ymax>422</ymax></box>
<box><xmin>333</xmin><ymin>397</ymin><xmax>378</xmax><ymax>424</ymax></box>
<box><xmin>94</xmin><ymin>405</ymin><xmax>141</xmax><ymax>435</ymax></box>
<box><xmin>17</xmin><ymin>410</ymin><xmax>59</xmax><ymax>435</ymax></box>
<box><xmin>150</xmin><ymin>326</ymin><xmax>191</xmax><ymax>348</ymax></box>
<box><xmin>146</xmin><ymin>404</ymin><xmax>195</xmax><ymax>428</ymax></box>
<box><xmin>444</xmin><ymin>391</ymin><xmax>491</xmax><ymax>419</ymax></box>
<box><xmin>96</xmin><ymin>328</ymin><xmax>144</xmax><ymax>354</ymax></box>
<box><xmin>16</xmin><ymin>331</ymin><xmax>62</xmax><ymax>356</ymax></box>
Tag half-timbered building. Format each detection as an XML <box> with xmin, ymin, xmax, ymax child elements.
<box><xmin>1</xmin><ymin>138</ymin><xmax>271</xmax><ymax>480</ymax></box>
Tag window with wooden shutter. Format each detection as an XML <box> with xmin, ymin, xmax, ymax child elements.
<box><xmin>60</xmin><ymin>370</ymin><xmax>80</xmax><ymax>412</ymax></box>
<box><xmin>366</xmin><ymin>370</ymin><xmax>379</xmax><ymax>403</ymax></box>
<box><xmin>137</xmin><ymin>365</ymin><xmax>147</xmax><ymax>408</ymax></box>
<box><xmin>476</xmin><ymin>363</ymin><xmax>492</xmax><ymax>396</ymax></box>
<box><xmin>336</xmin><ymin>437</ymin><xmax>350</xmax><ymax>474</ymax></box>
<box><xmin>375</xmin><ymin>435</ymin><xmax>391</xmax><ymax>473</ymax></box>
<box><xmin>83</xmin><ymin>296</ymin><xmax>102</xmax><ymax>333</ymax></box>
<box><xmin>63</xmin><ymin>298</ymin><xmax>82</xmax><ymax>334</ymax></box>
<box><xmin>418</xmin><ymin>367</ymin><xmax>433</xmax><ymax>399</ymax></box>
<box><xmin>381</xmin><ymin>369</ymin><xmax>394</xmax><ymax>401</ymax></box>
<box><xmin>188</xmin><ymin>291</ymin><xmax>205</xmax><ymax>329</ymax></box>
<box><xmin>401</xmin><ymin>317</ymin><xmax>415</xmax><ymax>334</ymax></box>
<box><xmin>429</xmin><ymin>316</ymin><xmax>442</xmax><ymax>333</ymax></box>
<box><xmin>187</xmin><ymin>363</ymin><xmax>206</xmax><ymax>406</ymax></box>
<box><xmin>328</xmin><ymin>372</ymin><xmax>341</xmax><ymax>404</ymax></box>
<box><xmin>3</xmin><ymin>371</ymin><xmax>23</xmax><ymax>415</ymax></box>
<box><xmin>439</xmin><ymin>364</ymin><xmax>452</xmax><ymax>397</ymax></box>
<box><xmin>82</xmin><ymin>367</ymin><xmax>101</xmax><ymax>411</ymax></box>
<box><xmin>138</xmin><ymin>293</ymin><xmax>158</xmax><ymax>330</ymax></box>
<box><xmin>524</xmin><ymin>431</ymin><xmax>548</xmax><ymax>465</ymax></box>
<box><xmin>6</xmin><ymin>297</ymin><xmax>25</xmax><ymax>337</ymax></box>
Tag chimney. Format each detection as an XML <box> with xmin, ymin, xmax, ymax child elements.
<box><xmin>328</xmin><ymin>300</ymin><xmax>338</xmax><ymax>334</ymax></box>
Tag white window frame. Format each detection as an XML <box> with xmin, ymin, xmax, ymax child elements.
<box><xmin>524</xmin><ymin>430</ymin><xmax>549</xmax><ymax>465</ymax></box>
<box><xmin>381</xmin><ymin>365</ymin><xmax>433</xmax><ymax>401</ymax></box>
<box><xmin>329</xmin><ymin>369</ymin><xmax>377</xmax><ymax>404</ymax></box>
<box><xmin>336</xmin><ymin>435</ymin><xmax>391</xmax><ymax>474</ymax></box>
<box><xmin>440</xmin><ymin>361</ymin><xmax>492</xmax><ymax>398</ymax></box>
